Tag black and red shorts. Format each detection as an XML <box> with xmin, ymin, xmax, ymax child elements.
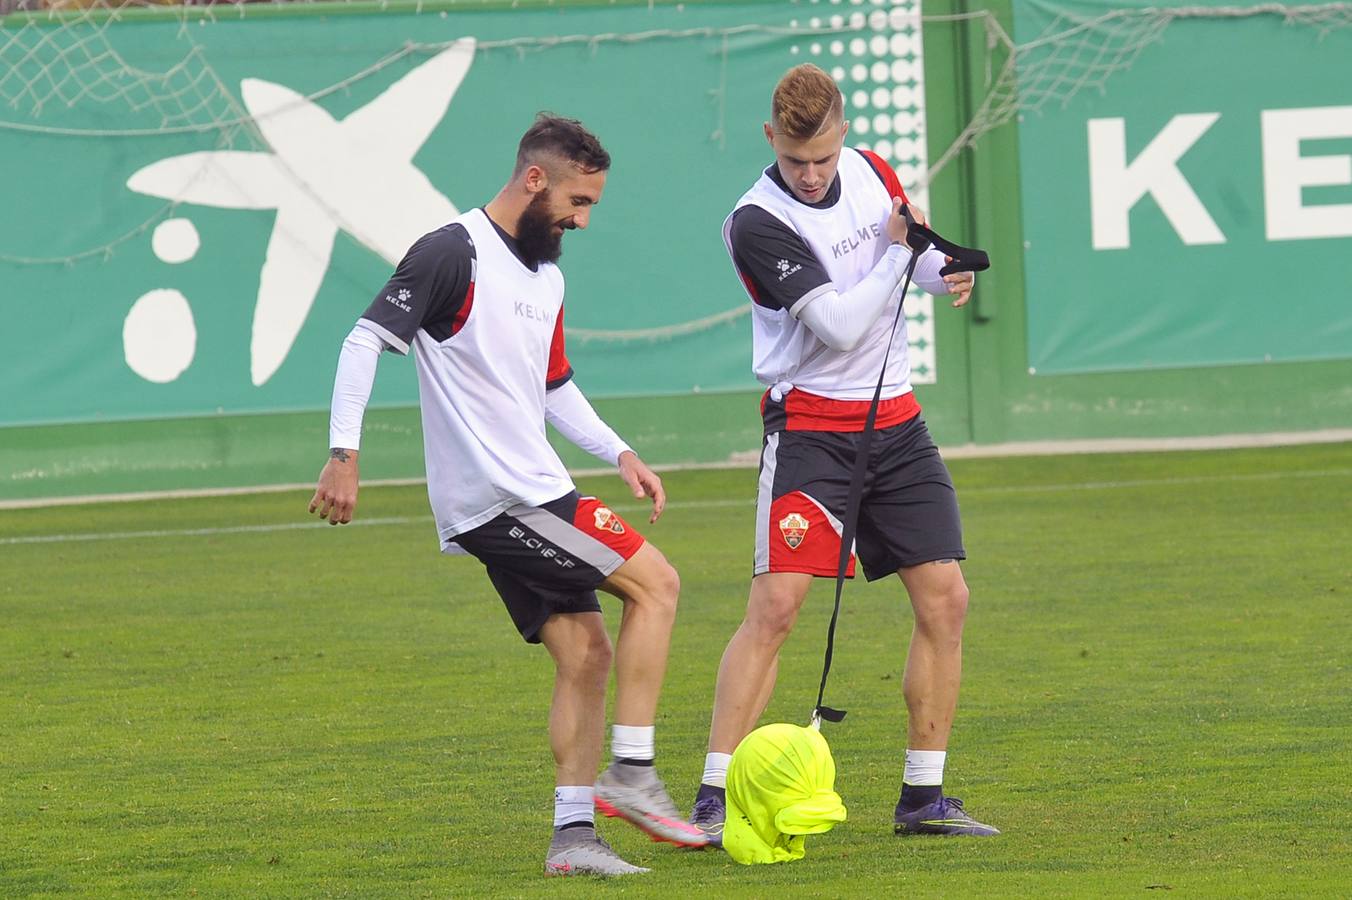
<box><xmin>452</xmin><ymin>491</ymin><xmax>645</xmax><ymax>643</ymax></box>
<box><xmin>756</xmin><ymin>390</ymin><xmax>965</xmax><ymax>581</ymax></box>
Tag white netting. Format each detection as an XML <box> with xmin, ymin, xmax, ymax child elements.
<box><xmin>3</xmin><ymin>0</ymin><xmax>1349</xmax><ymax>339</ymax></box>
<box><xmin>0</xmin><ymin>5</ymin><xmax>861</xmax><ymax>266</ymax></box>
<box><xmin>0</xmin><ymin>2</ymin><xmax>263</xmax><ymax>136</ymax></box>
<box><xmin>1</xmin><ymin>2</ymin><xmax>264</xmax><ymax>263</ymax></box>
<box><xmin>922</xmin><ymin>3</ymin><xmax>1352</xmax><ymax>185</ymax></box>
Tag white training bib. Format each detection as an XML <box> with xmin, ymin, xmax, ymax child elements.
<box><xmin>413</xmin><ymin>208</ymin><xmax>575</xmax><ymax>546</ymax></box>
<box><xmin>723</xmin><ymin>150</ymin><xmax>915</xmax><ymax>401</ymax></box>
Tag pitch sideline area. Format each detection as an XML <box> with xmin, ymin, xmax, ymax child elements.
<box><xmin>5</xmin><ymin>428</ymin><xmax>1351</xmax><ymax>512</ymax></box>
<box><xmin>4</xmin><ymin>442</ymin><xmax>1349</xmax><ymax>896</ymax></box>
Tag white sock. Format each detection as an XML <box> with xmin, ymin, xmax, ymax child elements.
<box><xmin>702</xmin><ymin>752</ymin><xmax>733</xmax><ymax>788</ymax></box>
<box><xmin>611</xmin><ymin>724</ymin><xmax>655</xmax><ymax>761</ymax></box>
<box><xmin>554</xmin><ymin>786</ymin><xmax>594</xmax><ymax>829</ymax></box>
<box><xmin>903</xmin><ymin>749</ymin><xmax>946</xmax><ymax>786</ymax></box>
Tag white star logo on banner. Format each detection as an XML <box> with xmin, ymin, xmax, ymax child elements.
<box><xmin>127</xmin><ymin>39</ymin><xmax>475</xmax><ymax>385</ymax></box>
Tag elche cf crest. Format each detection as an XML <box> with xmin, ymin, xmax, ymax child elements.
<box><xmin>779</xmin><ymin>512</ymin><xmax>810</xmax><ymax>549</ymax></box>
<box><xmin>593</xmin><ymin>506</ymin><xmax>625</xmax><ymax>535</ymax></box>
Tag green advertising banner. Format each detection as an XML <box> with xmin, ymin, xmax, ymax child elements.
<box><xmin>0</xmin><ymin>0</ymin><xmax>938</xmax><ymax>428</ymax></box>
<box><xmin>1015</xmin><ymin>0</ymin><xmax>1352</xmax><ymax>375</ymax></box>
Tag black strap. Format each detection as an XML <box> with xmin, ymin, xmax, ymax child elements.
<box><xmin>907</xmin><ymin>220</ymin><xmax>990</xmax><ymax>276</ymax></box>
<box><xmin>812</xmin><ymin>243</ymin><xmax>921</xmax><ymax>727</ymax></box>
<box><xmin>811</xmin><ymin>209</ymin><xmax>989</xmax><ymax>728</ymax></box>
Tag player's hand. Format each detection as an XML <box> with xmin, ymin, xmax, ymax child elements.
<box><xmin>617</xmin><ymin>450</ymin><xmax>666</xmax><ymax>523</ymax></box>
<box><xmin>309</xmin><ymin>449</ymin><xmax>360</xmax><ymax>525</ymax></box>
<box><xmin>885</xmin><ymin>198</ymin><xmax>928</xmax><ymax>246</ymax></box>
<box><xmin>943</xmin><ymin>262</ymin><xmax>974</xmax><ymax>308</ymax></box>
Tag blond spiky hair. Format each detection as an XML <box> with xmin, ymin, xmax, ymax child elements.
<box><xmin>771</xmin><ymin>64</ymin><xmax>844</xmax><ymax>140</ymax></box>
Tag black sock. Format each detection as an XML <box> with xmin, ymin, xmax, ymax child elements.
<box><xmin>616</xmin><ymin>757</ymin><xmax>654</xmax><ymax>767</ymax></box>
<box><xmin>695</xmin><ymin>782</ymin><xmax>726</xmax><ymax>805</ymax></box>
<box><xmin>556</xmin><ymin>820</ymin><xmax>593</xmax><ymax>832</ymax></box>
<box><xmin>897</xmin><ymin>783</ymin><xmax>942</xmax><ymax>812</ymax></box>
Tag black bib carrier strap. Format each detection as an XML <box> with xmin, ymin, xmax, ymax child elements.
<box><xmin>908</xmin><ymin>220</ymin><xmax>991</xmax><ymax>277</ymax></box>
<box><xmin>810</xmin><ymin>209</ymin><xmax>989</xmax><ymax>730</ymax></box>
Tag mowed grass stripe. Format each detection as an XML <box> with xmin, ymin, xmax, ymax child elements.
<box><xmin>0</xmin><ymin>517</ymin><xmax>421</xmax><ymax>545</ymax></box>
<box><xmin>5</xmin><ymin>466</ymin><xmax>1349</xmax><ymax>546</ymax></box>
<box><xmin>5</xmin><ymin>443</ymin><xmax>1350</xmax><ymax>897</ymax></box>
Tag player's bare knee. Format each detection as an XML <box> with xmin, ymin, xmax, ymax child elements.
<box><xmin>652</xmin><ymin>557</ymin><xmax>681</xmax><ymax>608</ymax></box>
<box><xmin>916</xmin><ymin>582</ymin><xmax>969</xmax><ymax>641</ymax></box>
<box><xmin>747</xmin><ymin>588</ymin><xmax>801</xmax><ymax>644</ymax></box>
<box><xmin>555</xmin><ymin>627</ymin><xmax>613</xmax><ymax>682</ymax></box>
<box><xmin>577</xmin><ymin>630</ymin><xmax>615</xmax><ymax>678</ymax></box>
<box><xmin>946</xmin><ymin>579</ymin><xmax>970</xmax><ymax>621</ymax></box>
<box><xmin>630</xmin><ymin>553</ymin><xmax>680</xmax><ymax>618</ymax></box>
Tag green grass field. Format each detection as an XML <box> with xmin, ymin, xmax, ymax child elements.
<box><xmin>4</xmin><ymin>443</ymin><xmax>1350</xmax><ymax>898</ymax></box>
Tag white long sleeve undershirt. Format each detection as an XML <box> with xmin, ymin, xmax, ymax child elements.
<box><xmin>328</xmin><ymin>322</ymin><xmax>632</xmax><ymax>466</ymax></box>
<box><xmin>792</xmin><ymin>243</ymin><xmax>956</xmax><ymax>352</ymax></box>
<box><xmin>329</xmin><ymin>322</ymin><xmax>384</xmax><ymax>450</ymax></box>
<box><xmin>545</xmin><ymin>379</ymin><xmax>633</xmax><ymax>466</ymax></box>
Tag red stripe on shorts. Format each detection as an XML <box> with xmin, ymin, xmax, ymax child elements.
<box><xmin>767</xmin><ymin>491</ymin><xmax>856</xmax><ymax>578</ymax></box>
<box><xmin>574</xmin><ymin>496</ymin><xmax>645</xmax><ymax>561</ymax></box>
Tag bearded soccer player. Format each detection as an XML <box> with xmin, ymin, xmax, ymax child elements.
<box><xmin>688</xmin><ymin>65</ymin><xmax>997</xmax><ymax>843</ymax></box>
<box><xmin>309</xmin><ymin>114</ymin><xmax>707</xmax><ymax>877</ymax></box>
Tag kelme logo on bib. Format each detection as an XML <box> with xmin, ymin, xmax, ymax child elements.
<box><xmin>779</xmin><ymin>512</ymin><xmax>810</xmax><ymax>549</ymax></box>
<box><xmin>593</xmin><ymin>507</ymin><xmax>625</xmax><ymax>535</ymax></box>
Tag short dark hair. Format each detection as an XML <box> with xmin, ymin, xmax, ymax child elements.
<box><xmin>513</xmin><ymin>113</ymin><xmax>611</xmax><ymax>177</ymax></box>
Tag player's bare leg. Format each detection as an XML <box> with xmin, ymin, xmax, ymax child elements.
<box><xmin>538</xmin><ymin>611</ymin><xmax>613</xmax><ymax>786</ymax></box>
<box><xmin>593</xmin><ymin>542</ymin><xmax>706</xmax><ymax>846</ymax></box>
<box><xmin>708</xmin><ymin>572</ymin><xmax>814</xmax><ymax>753</ymax></box>
<box><xmin>690</xmin><ymin>572</ymin><xmax>812</xmax><ymax>846</ymax></box>
<box><xmin>538</xmin><ymin>611</ymin><xmax>651</xmax><ymax>876</ymax></box>
<box><xmin>892</xmin><ymin>559</ymin><xmax>997</xmax><ymax>836</ymax></box>
<box><xmin>898</xmin><ymin>559</ymin><xmax>968</xmax><ymax>750</ymax></box>
<box><xmin>599</xmin><ymin>541</ymin><xmax>680</xmax><ymax>726</ymax></box>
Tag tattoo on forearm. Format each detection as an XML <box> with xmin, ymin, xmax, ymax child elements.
<box><xmin>330</xmin><ymin>448</ymin><xmax>352</xmax><ymax>463</ymax></box>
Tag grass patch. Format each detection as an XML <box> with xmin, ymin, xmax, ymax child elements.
<box><xmin>3</xmin><ymin>443</ymin><xmax>1350</xmax><ymax>896</ymax></box>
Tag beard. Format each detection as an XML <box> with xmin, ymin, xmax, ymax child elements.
<box><xmin>516</xmin><ymin>188</ymin><xmax>571</xmax><ymax>265</ymax></box>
